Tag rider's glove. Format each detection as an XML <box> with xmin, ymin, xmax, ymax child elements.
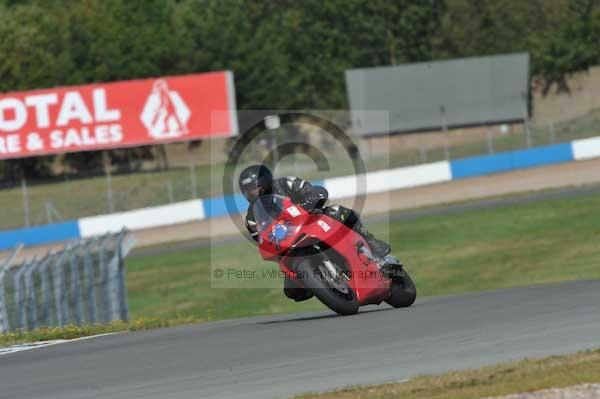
<box><xmin>299</xmin><ymin>186</ymin><xmax>328</xmax><ymax>211</ymax></box>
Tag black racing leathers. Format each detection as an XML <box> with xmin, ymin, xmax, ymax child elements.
<box><xmin>244</xmin><ymin>177</ymin><xmax>327</xmax><ymax>241</ymax></box>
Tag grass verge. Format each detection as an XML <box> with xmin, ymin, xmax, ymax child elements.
<box><xmin>0</xmin><ymin>317</ymin><xmax>197</xmax><ymax>347</ymax></box>
<box><xmin>294</xmin><ymin>349</ymin><xmax>600</xmax><ymax>399</ymax></box>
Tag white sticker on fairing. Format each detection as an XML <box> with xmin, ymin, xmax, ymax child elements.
<box><xmin>286</xmin><ymin>206</ymin><xmax>301</xmax><ymax>217</ymax></box>
<box><xmin>317</xmin><ymin>220</ymin><xmax>331</xmax><ymax>232</ymax></box>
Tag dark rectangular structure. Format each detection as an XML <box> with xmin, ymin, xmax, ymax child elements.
<box><xmin>345</xmin><ymin>53</ymin><xmax>530</xmax><ymax>136</ymax></box>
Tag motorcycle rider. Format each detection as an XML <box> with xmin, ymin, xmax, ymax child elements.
<box><xmin>239</xmin><ymin>164</ymin><xmax>392</xmax><ymax>302</ymax></box>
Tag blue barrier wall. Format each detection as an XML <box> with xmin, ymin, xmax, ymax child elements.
<box><xmin>0</xmin><ymin>221</ymin><xmax>80</xmax><ymax>250</ymax></box>
<box><xmin>202</xmin><ymin>194</ymin><xmax>248</xmax><ymax>219</ymax></box>
<box><xmin>450</xmin><ymin>143</ymin><xmax>574</xmax><ymax>179</ymax></box>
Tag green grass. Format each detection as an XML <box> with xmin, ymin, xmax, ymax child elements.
<box><xmin>2</xmin><ymin>108</ymin><xmax>600</xmax><ymax>230</ymax></box>
<box><xmin>295</xmin><ymin>349</ymin><xmax>600</xmax><ymax>399</ymax></box>
<box><xmin>123</xmin><ymin>191</ymin><xmax>600</xmax><ymax>323</ymax></box>
<box><xmin>0</xmin><ymin>318</ymin><xmax>194</xmax><ymax>347</ymax></box>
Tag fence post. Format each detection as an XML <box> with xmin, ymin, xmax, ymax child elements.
<box><xmin>0</xmin><ymin>265</ymin><xmax>8</xmax><ymax>333</ymax></box>
<box><xmin>83</xmin><ymin>240</ymin><xmax>97</xmax><ymax>324</ymax></box>
<box><xmin>522</xmin><ymin>92</ymin><xmax>532</xmax><ymax>148</ymax></box>
<box><xmin>24</xmin><ymin>261</ymin><xmax>38</xmax><ymax>330</ymax></box>
<box><xmin>106</xmin><ymin>246</ymin><xmax>120</xmax><ymax>322</ymax></box>
<box><xmin>103</xmin><ymin>151</ymin><xmax>114</xmax><ymax>213</ymax></box>
<box><xmin>69</xmin><ymin>248</ymin><xmax>84</xmax><ymax>325</ymax></box>
<box><xmin>14</xmin><ymin>260</ymin><xmax>33</xmax><ymax>330</ymax></box>
<box><xmin>439</xmin><ymin>105</ymin><xmax>450</xmax><ymax>160</ymax></box>
<box><xmin>40</xmin><ymin>255</ymin><xmax>54</xmax><ymax>327</ymax></box>
<box><xmin>419</xmin><ymin>143</ymin><xmax>427</xmax><ymax>163</ymax></box>
<box><xmin>549</xmin><ymin>122</ymin><xmax>556</xmax><ymax>144</ymax></box>
<box><xmin>167</xmin><ymin>180</ymin><xmax>174</xmax><ymax>203</ymax></box>
<box><xmin>99</xmin><ymin>234</ymin><xmax>113</xmax><ymax>322</ymax></box>
<box><xmin>117</xmin><ymin>230</ymin><xmax>135</xmax><ymax>321</ymax></box>
<box><xmin>52</xmin><ymin>251</ymin><xmax>69</xmax><ymax>327</ymax></box>
<box><xmin>21</xmin><ymin>178</ymin><xmax>31</xmax><ymax>228</ymax></box>
<box><xmin>0</xmin><ymin>245</ymin><xmax>22</xmax><ymax>333</ymax></box>
<box><xmin>189</xmin><ymin>152</ymin><xmax>198</xmax><ymax>199</ymax></box>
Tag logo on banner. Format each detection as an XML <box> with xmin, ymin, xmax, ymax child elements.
<box><xmin>140</xmin><ymin>80</ymin><xmax>191</xmax><ymax>139</ymax></box>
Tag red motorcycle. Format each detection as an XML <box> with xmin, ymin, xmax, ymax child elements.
<box><xmin>253</xmin><ymin>194</ymin><xmax>417</xmax><ymax>315</ymax></box>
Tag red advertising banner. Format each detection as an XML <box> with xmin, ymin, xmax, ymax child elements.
<box><xmin>0</xmin><ymin>71</ymin><xmax>238</xmax><ymax>159</ymax></box>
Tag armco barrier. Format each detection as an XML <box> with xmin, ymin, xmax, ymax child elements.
<box><xmin>324</xmin><ymin>162</ymin><xmax>451</xmax><ymax>200</ymax></box>
<box><xmin>0</xmin><ymin>222</ymin><xmax>80</xmax><ymax>250</ymax></box>
<box><xmin>572</xmin><ymin>136</ymin><xmax>600</xmax><ymax>161</ymax></box>
<box><xmin>1</xmin><ymin>135</ymin><xmax>599</xmax><ymax>249</ymax></box>
<box><xmin>79</xmin><ymin>200</ymin><xmax>205</xmax><ymax>238</ymax></box>
<box><xmin>202</xmin><ymin>194</ymin><xmax>251</xmax><ymax>219</ymax></box>
<box><xmin>449</xmin><ymin>143</ymin><xmax>574</xmax><ymax>179</ymax></box>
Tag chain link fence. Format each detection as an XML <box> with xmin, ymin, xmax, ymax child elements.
<box><xmin>0</xmin><ymin>230</ymin><xmax>135</xmax><ymax>333</ymax></box>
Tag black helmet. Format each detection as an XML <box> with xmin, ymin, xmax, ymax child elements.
<box><xmin>239</xmin><ymin>164</ymin><xmax>272</xmax><ymax>202</ymax></box>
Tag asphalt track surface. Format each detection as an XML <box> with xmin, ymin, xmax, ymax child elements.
<box><xmin>1</xmin><ymin>279</ymin><xmax>599</xmax><ymax>399</ymax></box>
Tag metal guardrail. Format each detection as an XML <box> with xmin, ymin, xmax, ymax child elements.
<box><xmin>0</xmin><ymin>230</ymin><xmax>135</xmax><ymax>333</ymax></box>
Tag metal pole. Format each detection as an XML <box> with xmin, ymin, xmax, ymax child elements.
<box><xmin>52</xmin><ymin>252</ymin><xmax>69</xmax><ymax>327</ymax></box>
<box><xmin>188</xmin><ymin>151</ymin><xmax>197</xmax><ymax>199</ymax></box>
<box><xmin>24</xmin><ymin>261</ymin><xmax>37</xmax><ymax>330</ymax></box>
<box><xmin>14</xmin><ymin>261</ymin><xmax>31</xmax><ymax>330</ymax></box>
<box><xmin>486</xmin><ymin>130</ymin><xmax>495</xmax><ymax>154</ymax></box>
<box><xmin>21</xmin><ymin>178</ymin><xmax>30</xmax><ymax>228</ymax></box>
<box><xmin>522</xmin><ymin>92</ymin><xmax>531</xmax><ymax>148</ymax></box>
<box><xmin>69</xmin><ymin>251</ymin><xmax>83</xmax><ymax>325</ymax></box>
<box><xmin>440</xmin><ymin>105</ymin><xmax>450</xmax><ymax>160</ymax></box>
<box><xmin>106</xmin><ymin>245</ymin><xmax>121</xmax><ymax>322</ymax></box>
<box><xmin>99</xmin><ymin>235</ymin><xmax>112</xmax><ymax>322</ymax></box>
<box><xmin>0</xmin><ymin>245</ymin><xmax>23</xmax><ymax>332</ymax></box>
<box><xmin>419</xmin><ymin>142</ymin><xmax>427</xmax><ymax>163</ymax></box>
<box><xmin>40</xmin><ymin>256</ymin><xmax>53</xmax><ymax>327</ymax></box>
<box><xmin>83</xmin><ymin>241</ymin><xmax>97</xmax><ymax>323</ymax></box>
<box><xmin>45</xmin><ymin>202</ymin><xmax>52</xmax><ymax>224</ymax></box>
<box><xmin>103</xmin><ymin>151</ymin><xmax>114</xmax><ymax>213</ymax></box>
<box><xmin>117</xmin><ymin>230</ymin><xmax>135</xmax><ymax>321</ymax></box>
<box><xmin>0</xmin><ymin>267</ymin><xmax>8</xmax><ymax>333</ymax></box>
<box><xmin>167</xmin><ymin>180</ymin><xmax>174</xmax><ymax>203</ymax></box>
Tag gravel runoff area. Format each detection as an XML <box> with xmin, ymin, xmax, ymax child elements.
<box><xmin>486</xmin><ymin>384</ymin><xmax>600</xmax><ymax>399</ymax></box>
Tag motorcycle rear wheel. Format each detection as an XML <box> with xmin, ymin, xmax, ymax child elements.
<box><xmin>295</xmin><ymin>255</ymin><xmax>359</xmax><ymax>316</ymax></box>
<box><xmin>385</xmin><ymin>271</ymin><xmax>417</xmax><ymax>308</ymax></box>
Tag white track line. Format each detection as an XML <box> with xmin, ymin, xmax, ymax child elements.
<box><xmin>0</xmin><ymin>332</ymin><xmax>126</xmax><ymax>356</ymax></box>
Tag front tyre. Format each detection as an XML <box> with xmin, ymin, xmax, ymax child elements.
<box><xmin>295</xmin><ymin>256</ymin><xmax>359</xmax><ymax>316</ymax></box>
<box><xmin>385</xmin><ymin>271</ymin><xmax>417</xmax><ymax>308</ymax></box>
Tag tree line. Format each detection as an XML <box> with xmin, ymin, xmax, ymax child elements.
<box><xmin>1</xmin><ymin>0</ymin><xmax>599</xmax><ymax>181</ymax></box>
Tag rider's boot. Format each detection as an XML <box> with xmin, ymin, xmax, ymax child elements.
<box><xmin>378</xmin><ymin>255</ymin><xmax>405</xmax><ymax>279</ymax></box>
<box><xmin>353</xmin><ymin>220</ymin><xmax>405</xmax><ymax>278</ymax></box>
<box><xmin>353</xmin><ymin>220</ymin><xmax>390</xmax><ymax>258</ymax></box>
<box><xmin>283</xmin><ymin>278</ymin><xmax>314</xmax><ymax>302</ymax></box>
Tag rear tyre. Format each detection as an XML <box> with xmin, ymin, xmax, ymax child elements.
<box><xmin>295</xmin><ymin>255</ymin><xmax>359</xmax><ymax>316</ymax></box>
<box><xmin>385</xmin><ymin>271</ymin><xmax>417</xmax><ymax>308</ymax></box>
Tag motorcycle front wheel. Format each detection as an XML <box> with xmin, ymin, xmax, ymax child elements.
<box><xmin>385</xmin><ymin>271</ymin><xmax>417</xmax><ymax>308</ymax></box>
<box><xmin>295</xmin><ymin>255</ymin><xmax>359</xmax><ymax>316</ymax></box>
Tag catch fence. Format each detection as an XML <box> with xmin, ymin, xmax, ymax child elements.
<box><xmin>0</xmin><ymin>230</ymin><xmax>135</xmax><ymax>333</ymax></box>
